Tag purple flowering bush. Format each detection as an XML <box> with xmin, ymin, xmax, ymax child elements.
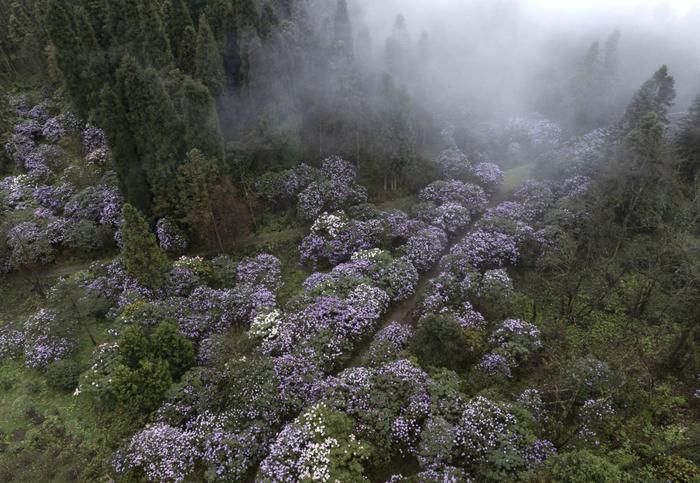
<box><xmin>450</xmin><ymin>228</ymin><xmax>519</xmax><ymax>270</ymax></box>
<box><xmin>236</xmin><ymin>254</ymin><xmax>282</xmax><ymax>291</ymax></box>
<box><xmin>156</xmin><ymin>218</ymin><xmax>188</xmax><ymax>254</ymax></box>
<box><xmin>21</xmin><ymin>309</ymin><xmax>76</xmax><ymax>369</ymax></box>
<box><xmin>114</xmin><ymin>423</ymin><xmax>198</xmax><ymax>482</ymax></box>
<box><xmin>471</xmin><ymin>162</ymin><xmax>505</xmax><ymax>194</ymax></box>
<box><xmin>401</xmin><ymin>225</ymin><xmax>448</xmax><ymax>272</ymax></box>
<box><xmin>299</xmin><ymin>212</ymin><xmax>382</xmax><ymax>268</ymax></box>
<box><xmin>295</xmin><ymin>157</ymin><xmax>368</xmax><ymax>221</ymax></box>
<box><xmin>420</xmin><ymin>180</ymin><xmax>488</xmax><ymax>216</ymax></box>
<box><xmin>436</xmin><ymin>147</ymin><xmax>471</xmax><ymax>180</ymax></box>
<box><xmin>258</xmin><ymin>403</ymin><xmax>374</xmax><ymax>482</ymax></box>
<box><xmin>362</xmin><ymin>322</ymin><xmax>413</xmax><ymax>367</ymax></box>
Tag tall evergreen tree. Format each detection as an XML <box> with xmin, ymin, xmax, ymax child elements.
<box><xmin>164</xmin><ymin>0</ymin><xmax>193</xmax><ymax>63</ymax></box>
<box><xmin>44</xmin><ymin>0</ymin><xmax>108</xmax><ymax>117</ymax></box>
<box><xmin>106</xmin><ymin>0</ymin><xmax>144</xmax><ymax>64</ymax></box>
<box><xmin>139</xmin><ymin>0</ymin><xmax>173</xmax><ymax>69</ymax></box>
<box><xmin>181</xmin><ymin>76</ymin><xmax>225</xmax><ymax>159</ymax></box>
<box><xmin>120</xmin><ymin>204</ymin><xmax>170</xmax><ymax>288</ymax></box>
<box><xmin>97</xmin><ymin>83</ymin><xmax>151</xmax><ymax>213</ymax></box>
<box><xmin>676</xmin><ymin>93</ymin><xmax>700</xmax><ymax>182</ymax></box>
<box><xmin>116</xmin><ymin>56</ymin><xmax>186</xmax><ymax>215</ymax></box>
<box><xmin>618</xmin><ymin>65</ymin><xmax>676</xmax><ymax>135</ymax></box>
<box><xmin>194</xmin><ymin>14</ymin><xmax>226</xmax><ymax>96</ymax></box>
<box><xmin>176</xmin><ymin>149</ymin><xmax>226</xmax><ymax>250</ymax></box>
<box><xmin>178</xmin><ymin>25</ymin><xmax>198</xmax><ymax>76</ymax></box>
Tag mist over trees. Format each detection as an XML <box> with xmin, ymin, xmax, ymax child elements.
<box><xmin>1</xmin><ymin>0</ymin><xmax>700</xmax><ymax>481</ymax></box>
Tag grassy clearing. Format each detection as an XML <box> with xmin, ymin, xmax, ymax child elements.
<box><xmin>501</xmin><ymin>163</ymin><xmax>535</xmax><ymax>195</ymax></box>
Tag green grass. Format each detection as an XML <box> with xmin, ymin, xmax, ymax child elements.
<box><xmin>502</xmin><ymin>163</ymin><xmax>535</xmax><ymax>194</ymax></box>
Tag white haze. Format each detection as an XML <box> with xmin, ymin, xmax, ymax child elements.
<box><xmin>348</xmin><ymin>0</ymin><xmax>700</xmax><ymax>121</ymax></box>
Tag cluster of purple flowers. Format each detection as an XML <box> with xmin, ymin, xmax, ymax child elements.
<box><xmin>420</xmin><ymin>180</ymin><xmax>488</xmax><ymax>216</ymax></box>
<box><xmin>263</xmin><ymin>284</ymin><xmax>390</xmax><ymax>370</ymax></box>
<box><xmin>21</xmin><ymin>309</ymin><xmax>75</xmax><ymax>369</ymax></box>
<box><xmin>295</xmin><ymin>157</ymin><xmax>368</xmax><ymax>221</ymax></box>
<box><xmin>505</xmin><ymin>115</ymin><xmax>562</xmax><ymax>151</ymax></box>
<box><xmin>362</xmin><ymin>322</ymin><xmax>413</xmax><ymax>367</ymax></box>
<box><xmin>114</xmin><ymin>423</ymin><xmax>198</xmax><ymax>482</ymax></box>
<box><xmin>436</xmin><ymin>148</ymin><xmax>472</xmax><ymax>180</ymax></box>
<box><xmin>450</xmin><ymin>228</ymin><xmax>519</xmax><ymax>270</ymax></box>
<box><xmin>401</xmin><ymin>225</ymin><xmax>448</xmax><ymax>272</ymax></box>
<box><xmin>299</xmin><ymin>211</ymin><xmax>382</xmax><ymax>268</ymax></box>
<box><xmin>478</xmin><ymin>319</ymin><xmax>542</xmax><ymax>378</ymax></box>
<box><xmin>236</xmin><ymin>254</ymin><xmax>282</xmax><ymax>291</ymax></box>
<box><xmin>156</xmin><ymin>218</ymin><xmax>188</xmax><ymax>254</ymax></box>
<box><xmin>471</xmin><ymin>162</ymin><xmax>504</xmax><ymax>194</ymax></box>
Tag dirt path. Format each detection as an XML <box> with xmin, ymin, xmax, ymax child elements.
<box><xmin>345</xmin><ymin>181</ymin><xmax>512</xmax><ymax>368</ymax></box>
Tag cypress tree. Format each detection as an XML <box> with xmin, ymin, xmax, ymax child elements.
<box><xmin>195</xmin><ymin>14</ymin><xmax>226</xmax><ymax>96</ymax></box>
<box><xmin>44</xmin><ymin>1</ymin><xmax>90</xmax><ymax>115</ymax></box>
<box><xmin>677</xmin><ymin>94</ymin><xmax>700</xmax><ymax>182</ymax></box>
<box><xmin>165</xmin><ymin>0</ymin><xmax>193</xmax><ymax>63</ymax></box>
<box><xmin>233</xmin><ymin>0</ymin><xmax>259</xmax><ymax>32</ymax></box>
<box><xmin>121</xmin><ymin>203</ymin><xmax>170</xmax><ymax>289</ymax></box>
<box><xmin>178</xmin><ymin>25</ymin><xmax>198</xmax><ymax>76</ymax></box>
<box><xmin>181</xmin><ymin>76</ymin><xmax>225</xmax><ymax>159</ymax></box>
<box><xmin>97</xmin><ymin>83</ymin><xmax>152</xmax><ymax>213</ymax></box>
<box><xmin>176</xmin><ymin>149</ymin><xmax>225</xmax><ymax>250</ymax></box>
<box><xmin>116</xmin><ymin>56</ymin><xmax>186</xmax><ymax>214</ymax></box>
<box><xmin>139</xmin><ymin>0</ymin><xmax>173</xmax><ymax>69</ymax></box>
<box><xmin>619</xmin><ymin>65</ymin><xmax>676</xmax><ymax>136</ymax></box>
<box><xmin>106</xmin><ymin>0</ymin><xmax>144</xmax><ymax>63</ymax></box>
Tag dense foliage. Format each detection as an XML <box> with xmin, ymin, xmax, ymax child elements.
<box><xmin>0</xmin><ymin>0</ymin><xmax>699</xmax><ymax>481</ymax></box>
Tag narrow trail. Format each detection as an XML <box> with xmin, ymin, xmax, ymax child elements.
<box><xmin>345</xmin><ymin>186</ymin><xmax>508</xmax><ymax>369</ymax></box>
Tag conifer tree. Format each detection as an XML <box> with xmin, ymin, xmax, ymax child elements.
<box><xmin>139</xmin><ymin>0</ymin><xmax>173</xmax><ymax>69</ymax></box>
<box><xmin>195</xmin><ymin>14</ymin><xmax>226</xmax><ymax>96</ymax></box>
<box><xmin>120</xmin><ymin>204</ymin><xmax>170</xmax><ymax>289</ymax></box>
<box><xmin>619</xmin><ymin>65</ymin><xmax>676</xmax><ymax>135</ymax></box>
<box><xmin>116</xmin><ymin>56</ymin><xmax>186</xmax><ymax>214</ymax></box>
<box><xmin>677</xmin><ymin>94</ymin><xmax>700</xmax><ymax>182</ymax></box>
<box><xmin>165</xmin><ymin>0</ymin><xmax>193</xmax><ymax>64</ymax></box>
<box><xmin>181</xmin><ymin>76</ymin><xmax>225</xmax><ymax>159</ymax></box>
<box><xmin>44</xmin><ymin>1</ymin><xmax>82</xmax><ymax>106</ymax></box>
<box><xmin>97</xmin><ymin>83</ymin><xmax>152</xmax><ymax>213</ymax></box>
<box><xmin>178</xmin><ymin>25</ymin><xmax>198</xmax><ymax>76</ymax></box>
<box><xmin>176</xmin><ymin>149</ymin><xmax>226</xmax><ymax>250</ymax></box>
<box><xmin>106</xmin><ymin>0</ymin><xmax>144</xmax><ymax>62</ymax></box>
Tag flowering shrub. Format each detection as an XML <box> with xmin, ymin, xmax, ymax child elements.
<box><xmin>296</xmin><ymin>157</ymin><xmax>367</xmax><ymax>221</ymax></box>
<box><xmin>22</xmin><ymin>309</ymin><xmax>75</xmax><ymax>369</ymax></box>
<box><xmin>513</xmin><ymin>180</ymin><xmax>555</xmax><ymax>219</ymax></box>
<box><xmin>428</xmin><ymin>202</ymin><xmax>472</xmax><ymax>235</ymax></box>
<box><xmin>477</xmin><ymin>269</ymin><xmax>514</xmax><ymax>300</ymax></box>
<box><xmin>402</xmin><ymin>225</ymin><xmax>448</xmax><ymax>272</ymax></box>
<box><xmin>299</xmin><ymin>212</ymin><xmax>382</xmax><ymax>268</ymax></box>
<box><xmin>114</xmin><ymin>423</ymin><xmax>198</xmax><ymax>482</ymax></box>
<box><xmin>453</xmin><ymin>396</ymin><xmax>528</xmax><ymax>466</ymax></box>
<box><xmin>505</xmin><ymin>115</ymin><xmax>562</xmax><ymax>151</ymax></box>
<box><xmin>258</xmin><ymin>403</ymin><xmax>374</xmax><ymax>482</ymax></box>
<box><xmin>156</xmin><ymin>218</ymin><xmax>188</xmax><ymax>253</ymax></box>
<box><xmin>420</xmin><ymin>180</ymin><xmax>488</xmax><ymax>215</ymax></box>
<box><xmin>6</xmin><ymin>221</ymin><xmax>55</xmax><ymax>269</ymax></box>
<box><xmin>436</xmin><ymin>148</ymin><xmax>471</xmax><ymax>180</ymax></box>
<box><xmin>451</xmin><ymin>228</ymin><xmax>519</xmax><ymax>269</ymax></box>
<box><xmin>249</xmin><ymin>309</ymin><xmax>283</xmax><ymax>342</ymax></box>
<box><xmin>363</xmin><ymin>322</ymin><xmax>413</xmax><ymax>367</ymax></box>
<box><xmin>33</xmin><ymin>183</ymin><xmax>75</xmax><ymax>213</ymax></box>
<box><xmin>236</xmin><ymin>254</ymin><xmax>282</xmax><ymax>291</ymax></box>
<box><xmin>478</xmin><ymin>319</ymin><xmax>542</xmax><ymax>378</ymax></box>
<box><xmin>472</xmin><ymin>162</ymin><xmax>504</xmax><ymax>194</ymax></box>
